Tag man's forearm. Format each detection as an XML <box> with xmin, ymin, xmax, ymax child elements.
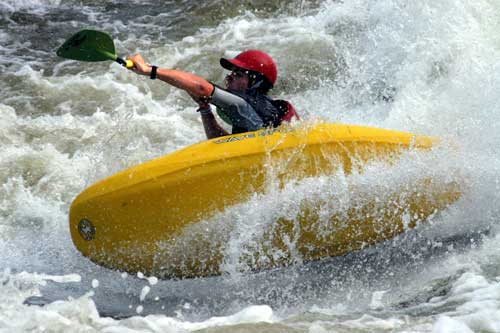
<box><xmin>201</xmin><ymin>112</ymin><xmax>229</xmax><ymax>139</ymax></box>
<box><xmin>156</xmin><ymin>68</ymin><xmax>214</xmax><ymax>99</ymax></box>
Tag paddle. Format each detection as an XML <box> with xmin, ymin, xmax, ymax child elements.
<box><xmin>56</xmin><ymin>29</ymin><xmax>134</xmax><ymax>68</ymax></box>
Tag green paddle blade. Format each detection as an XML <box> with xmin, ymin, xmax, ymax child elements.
<box><xmin>57</xmin><ymin>30</ymin><xmax>118</xmax><ymax>62</ymax></box>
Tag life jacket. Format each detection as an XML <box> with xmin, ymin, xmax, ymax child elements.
<box><xmin>216</xmin><ymin>88</ymin><xmax>300</xmax><ymax>130</ymax></box>
<box><xmin>272</xmin><ymin>99</ymin><xmax>300</xmax><ymax>123</ymax></box>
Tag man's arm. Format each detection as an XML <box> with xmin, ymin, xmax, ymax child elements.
<box><xmin>198</xmin><ymin>108</ymin><xmax>229</xmax><ymax>139</ymax></box>
<box><xmin>127</xmin><ymin>54</ymin><xmax>214</xmax><ymax>99</ymax></box>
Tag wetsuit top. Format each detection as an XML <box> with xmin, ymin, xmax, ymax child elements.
<box><xmin>210</xmin><ymin>85</ymin><xmax>265</xmax><ymax>134</ymax></box>
<box><xmin>210</xmin><ymin>85</ymin><xmax>300</xmax><ymax>134</ymax></box>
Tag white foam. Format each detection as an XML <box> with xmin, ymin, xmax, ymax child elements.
<box><xmin>0</xmin><ymin>270</ymin><xmax>274</xmax><ymax>332</ymax></box>
<box><xmin>147</xmin><ymin>277</ymin><xmax>158</xmax><ymax>286</ymax></box>
<box><xmin>428</xmin><ymin>270</ymin><xmax>500</xmax><ymax>332</ymax></box>
<box><xmin>8</xmin><ymin>271</ymin><xmax>81</xmax><ymax>287</ymax></box>
<box><xmin>139</xmin><ymin>286</ymin><xmax>150</xmax><ymax>302</ymax></box>
<box><xmin>369</xmin><ymin>290</ymin><xmax>388</xmax><ymax>310</ymax></box>
<box><xmin>342</xmin><ymin>314</ymin><xmax>405</xmax><ymax>330</ymax></box>
<box><xmin>0</xmin><ymin>0</ymin><xmax>61</xmax><ymax>12</ymax></box>
<box><xmin>182</xmin><ymin>305</ymin><xmax>274</xmax><ymax>331</ymax></box>
<box><xmin>433</xmin><ymin>316</ymin><xmax>474</xmax><ymax>333</ymax></box>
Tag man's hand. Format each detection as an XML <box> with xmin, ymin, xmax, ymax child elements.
<box><xmin>126</xmin><ymin>54</ymin><xmax>151</xmax><ymax>76</ymax></box>
<box><xmin>188</xmin><ymin>93</ymin><xmax>210</xmax><ymax>109</ymax></box>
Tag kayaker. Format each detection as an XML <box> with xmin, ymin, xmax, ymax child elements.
<box><xmin>127</xmin><ymin>50</ymin><xmax>299</xmax><ymax>139</ymax></box>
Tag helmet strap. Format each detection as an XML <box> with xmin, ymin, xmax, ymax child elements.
<box><xmin>247</xmin><ymin>72</ymin><xmax>265</xmax><ymax>90</ymax></box>
<box><xmin>249</xmin><ymin>79</ymin><xmax>263</xmax><ymax>90</ymax></box>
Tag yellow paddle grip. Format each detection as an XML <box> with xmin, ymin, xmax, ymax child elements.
<box><xmin>125</xmin><ymin>59</ymin><xmax>134</xmax><ymax>68</ymax></box>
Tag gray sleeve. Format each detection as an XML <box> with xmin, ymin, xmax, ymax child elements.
<box><xmin>211</xmin><ymin>86</ymin><xmax>263</xmax><ymax>131</ymax></box>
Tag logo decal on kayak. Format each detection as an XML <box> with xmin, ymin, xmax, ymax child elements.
<box><xmin>78</xmin><ymin>219</ymin><xmax>96</xmax><ymax>241</ymax></box>
<box><xmin>213</xmin><ymin>128</ymin><xmax>295</xmax><ymax>144</ymax></box>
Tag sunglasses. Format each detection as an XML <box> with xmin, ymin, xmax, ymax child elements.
<box><xmin>228</xmin><ymin>70</ymin><xmax>248</xmax><ymax>79</ymax></box>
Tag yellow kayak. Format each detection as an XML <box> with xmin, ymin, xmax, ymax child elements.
<box><xmin>69</xmin><ymin>123</ymin><xmax>461</xmax><ymax>278</ymax></box>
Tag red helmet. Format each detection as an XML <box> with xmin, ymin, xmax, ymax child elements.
<box><xmin>220</xmin><ymin>50</ymin><xmax>277</xmax><ymax>87</ymax></box>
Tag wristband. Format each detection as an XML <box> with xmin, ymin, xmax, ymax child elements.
<box><xmin>150</xmin><ymin>66</ymin><xmax>158</xmax><ymax>80</ymax></box>
<box><xmin>198</xmin><ymin>106</ymin><xmax>213</xmax><ymax>115</ymax></box>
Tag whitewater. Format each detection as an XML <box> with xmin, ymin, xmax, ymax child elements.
<box><xmin>1</xmin><ymin>0</ymin><xmax>500</xmax><ymax>332</ymax></box>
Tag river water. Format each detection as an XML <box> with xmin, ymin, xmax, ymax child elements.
<box><xmin>1</xmin><ymin>0</ymin><xmax>500</xmax><ymax>332</ymax></box>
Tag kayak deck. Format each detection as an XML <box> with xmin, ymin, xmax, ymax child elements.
<box><xmin>69</xmin><ymin>123</ymin><xmax>461</xmax><ymax>278</ymax></box>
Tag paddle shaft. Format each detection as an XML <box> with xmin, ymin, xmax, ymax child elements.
<box><xmin>116</xmin><ymin>57</ymin><xmax>134</xmax><ymax>68</ymax></box>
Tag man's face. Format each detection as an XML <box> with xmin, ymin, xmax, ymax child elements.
<box><xmin>225</xmin><ymin>69</ymin><xmax>249</xmax><ymax>91</ymax></box>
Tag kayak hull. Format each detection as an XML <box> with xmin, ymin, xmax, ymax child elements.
<box><xmin>69</xmin><ymin>123</ymin><xmax>461</xmax><ymax>278</ymax></box>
